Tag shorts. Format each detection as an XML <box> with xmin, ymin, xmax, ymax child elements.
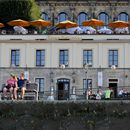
<box><xmin>6</xmin><ymin>84</ymin><xmax>16</xmax><ymax>89</ymax></box>
<box><xmin>18</xmin><ymin>86</ymin><xmax>26</xmax><ymax>90</ymax></box>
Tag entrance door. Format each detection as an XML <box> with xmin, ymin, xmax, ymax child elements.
<box><xmin>109</xmin><ymin>79</ymin><xmax>118</xmax><ymax>98</ymax></box>
<box><xmin>57</xmin><ymin>79</ymin><xmax>70</xmax><ymax>100</ymax></box>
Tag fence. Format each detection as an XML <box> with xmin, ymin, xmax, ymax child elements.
<box><xmin>39</xmin><ymin>86</ymin><xmax>130</xmax><ymax>100</ymax></box>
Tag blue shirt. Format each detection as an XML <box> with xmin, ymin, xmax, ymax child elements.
<box><xmin>18</xmin><ymin>79</ymin><xmax>27</xmax><ymax>88</ymax></box>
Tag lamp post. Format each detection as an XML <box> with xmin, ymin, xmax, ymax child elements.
<box><xmin>47</xmin><ymin>70</ymin><xmax>54</xmax><ymax>101</ymax></box>
<box><xmin>70</xmin><ymin>71</ymin><xmax>76</xmax><ymax>100</ymax></box>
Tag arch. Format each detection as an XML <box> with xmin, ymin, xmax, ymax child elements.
<box><xmin>57</xmin><ymin>12</ymin><xmax>68</xmax><ymax>22</ymax></box>
<box><xmin>41</xmin><ymin>12</ymin><xmax>49</xmax><ymax>21</ymax></box>
<box><xmin>98</xmin><ymin>12</ymin><xmax>109</xmax><ymax>24</ymax></box>
<box><xmin>118</xmin><ymin>12</ymin><xmax>129</xmax><ymax>22</ymax></box>
<box><xmin>77</xmin><ymin>12</ymin><xmax>88</xmax><ymax>26</ymax></box>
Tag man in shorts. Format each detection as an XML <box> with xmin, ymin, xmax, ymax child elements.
<box><xmin>17</xmin><ymin>73</ymin><xmax>27</xmax><ymax>99</ymax></box>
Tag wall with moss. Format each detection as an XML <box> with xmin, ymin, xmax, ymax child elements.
<box><xmin>0</xmin><ymin>101</ymin><xmax>130</xmax><ymax>130</ymax></box>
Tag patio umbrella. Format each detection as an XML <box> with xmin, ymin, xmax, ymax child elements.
<box><xmin>7</xmin><ymin>19</ymin><xmax>30</xmax><ymax>27</ymax></box>
<box><xmin>108</xmin><ymin>21</ymin><xmax>130</xmax><ymax>28</ymax></box>
<box><xmin>56</xmin><ymin>20</ymin><xmax>78</xmax><ymax>29</ymax></box>
<box><xmin>30</xmin><ymin>19</ymin><xmax>51</xmax><ymax>34</ymax></box>
<box><xmin>30</xmin><ymin>19</ymin><xmax>51</xmax><ymax>27</ymax></box>
<box><xmin>0</xmin><ymin>23</ymin><xmax>4</xmax><ymax>28</ymax></box>
<box><xmin>82</xmin><ymin>19</ymin><xmax>104</xmax><ymax>28</ymax></box>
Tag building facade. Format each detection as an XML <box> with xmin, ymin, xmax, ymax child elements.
<box><xmin>1</xmin><ymin>0</ymin><xmax>130</xmax><ymax>100</ymax></box>
<box><xmin>37</xmin><ymin>0</ymin><xmax>130</xmax><ymax>26</ymax></box>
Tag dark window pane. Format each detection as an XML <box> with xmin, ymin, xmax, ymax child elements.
<box><xmin>11</xmin><ymin>50</ymin><xmax>20</xmax><ymax>66</ymax></box>
<box><xmin>98</xmin><ymin>12</ymin><xmax>109</xmax><ymax>24</ymax></box>
<box><xmin>59</xmin><ymin>50</ymin><xmax>69</xmax><ymax>65</ymax></box>
<box><xmin>41</xmin><ymin>12</ymin><xmax>49</xmax><ymax>21</ymax></box>
<box><xmin>36</xmin><ymin>50</ymin><xmax>45</xmax><ymax>66</ymax></box>
<box><xmin>35</xmin><ymin>78</ymin><xmax>44</xmax><ymax>92</ymax></box>
<box><xmin>118</xmin><ymin>13</ymin><xmax>129</xmax><ymax>22</ymax></box>
<box><xmin>83</xmin><ymin>50</ymin><xmax>92</xmax><ymax>66</ymax></box>
<box><xmin>58</xmin><ymin>13</ymin><xmax>68</xmax><ymax>22</ymax></box>
<box><xmin>77</xmin><ymin>12</ymin><xmax>88</xmax><ymax>27</ymax></box>
<box><xmin>109</xmin><ymin>50</ymin><xmax>118</xmax><ymax>67</ymax></box>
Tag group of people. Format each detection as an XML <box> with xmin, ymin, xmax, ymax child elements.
<box><xmin>3</xmin><ymin>72</ymin><xmax>27</xmax><ymax>100</ymax></box>
<box><xmin>87</xmin><ymin>87</ymin><xmax>114</xmax><ymax>100</ymax></box>
<box><xmin>88</xmin><ymin>87</ymin><xmax>130</xmax><ymax>100</ymax></box>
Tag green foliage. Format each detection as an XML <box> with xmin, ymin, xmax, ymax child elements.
<box><xmin>0</xmin><ymin>0</ymin><xmax>40</xmax><ymax>23</ymax></box>
<box><xmin>0</xmin><ymin>102</ymin><xmax>130</xmax><ymax>130</ymax></box>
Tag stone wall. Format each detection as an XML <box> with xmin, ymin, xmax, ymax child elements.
<box><xmin>37</xmin><ymin>0</ymin><xmax>130</xmax><ymax>24</ymax></box>
<box><xmin>0</xmin><ymin>68</ymin><xmax>130</xmax><ymax>91</ymax></box>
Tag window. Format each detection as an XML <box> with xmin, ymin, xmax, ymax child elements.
<box><xmin>77</xmin><ymin>12</ymin><xmax>88</xmax><ymax>27</ymax></box>
<box><xmin>118</xmin><ymin>12</ymin><xmax>129</xmax><ymax>22</ymax></box>
<box><xmin>98</xmin><ymin>12</ymin><xmax>109</xmax><ymax>24</ymax></box>
<box><xmin>83</xmin><ymin>79</ymin><xmax>92</xmax><ymax>93</ymax></box>
<box><xmin>109</xmin><ymin>50</ymin><xmax>118</xmax><ymax>67</ymax></box>
<box><xmin>11</xmin><ymin>49</ymin><xmax>20</xmax><ymax>66</ymax></box>
<box><xmin>41</xmin><ymin>12</ymin><xmax>49</xmax><ymax>20</ymax></box>
<box><xmin>59</xmin><ymin>50</ymin><xmax>69</xmax><ymax>66</ymax></box>
<box><xmin>57</xmin><ymin>12</ymin><xmax>68</xmax><ymax>22</ymax></box>
<box><xmin>83</xmin><ymin>50</ymin><xmax>92</xmax><ymax>66</ymax></box>
<box><xmin>36</xmin><ymin>50</ymin><xmax>45</xmax><ymax>66</ymax></box>
<box><xmin>35</xmin><ymin>78</ymin><xmax>44</xmax><ymax>92</ymax></box>
<box><xmin>57</xmin><ymin>12</ymin><xmax>68</xmax><ymax>33</ymax></box>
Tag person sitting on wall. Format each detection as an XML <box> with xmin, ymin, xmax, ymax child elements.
<box><xmin>96</xmin><ymin>90</ymin><xmax>102</xmax><ymax>100</ymax></box>
<box><xmin>118</xmin><ymin>88</ymin><xmax>124</xmax><ymax>98</ymax></box>
<box><xmin>3</xmin><ymin>73</ymin><xmax>18</xmax><ymax>100</ymax></box>
<box><xmin>17</xmin><ymin>72</ymin><xmax>27</xmax><ymax>99</ymax></box>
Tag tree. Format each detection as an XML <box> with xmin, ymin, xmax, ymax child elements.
<box><xmin>0</xmin><ymin>0</ymin><xmax>40</xmax><ymax>23</ymax></box>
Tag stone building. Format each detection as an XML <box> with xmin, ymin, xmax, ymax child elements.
<box><xmin>0</xmin><ymin>0</ymin><xmax>130</xmax><ymax>100</ymax></box>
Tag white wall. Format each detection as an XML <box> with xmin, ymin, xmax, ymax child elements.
<box><xmin>0</xmin><ymin>41</ymin><xmax>130</xmax><ymax>68</ymax></box>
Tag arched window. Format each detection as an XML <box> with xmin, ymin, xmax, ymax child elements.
<box><xmin>41</xmin><ymin>12</ymin><xmax>49</xmax><ymax>21</ymax></box>
<box><xmin>77</xmin><ymin>12</ymin><xmax>88</xmax><ymax>26</ymax></box>
<box><xmin>57</xmin><ymin>12</ymin><xmax>68</xmax><ymax>22</ymax></box>
<box><xmin>118</xmin><ymin>12</ymin><xmax>129</xmax><ymax>22</ymax></box>
<box><xmin>98</xmin><ymin>12</ymin><xmax>109</xmax><ymax>24</ymax></box>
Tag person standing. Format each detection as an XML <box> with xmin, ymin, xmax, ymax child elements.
<box><xmin>105</xmin><ymin>87</ymin><xmax>112</xmax><ymax>99</ymax></box>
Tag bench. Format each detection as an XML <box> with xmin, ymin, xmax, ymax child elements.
<box><xmin>0</xmin><ymin>83</ymin><xmax>39</xmax><ymax>101</ymax></box>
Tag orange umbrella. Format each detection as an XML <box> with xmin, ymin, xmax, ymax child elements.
<box><xmin>0</xmin><ymin>23</ymin><xmax>4</xmax><ymax>28</ymax></box>
<box><xmin>82</xmin><ymin>19</ymin><xmax>104</xmax><ymax>27</ymax></box>
<box><xmin>7</xmin><ymin>19</ymin><xmax>30</xmax><ymax>27</ymax></box>
<box><xmin>30</xmin><ymin>19</ymin><xmax>51</xmax><ymax>27</ymax></box>
<box><xmin>108</xmin><ymin>21</ymin><xmax>130</xmax><ymax>28</ymax></box>
<box><xmin>56</xmin><ymin>20</ymin><xmax>78</xmax><ymax>29</ymax></box>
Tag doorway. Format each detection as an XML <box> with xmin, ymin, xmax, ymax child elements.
<box><xmin>109</xmin><ymin>79</ymin><xmax>118</xmax><ymax>98</ymax></box>
<box><xmin>57</xmin><ymin>78</ymin><xmax>70</xmax><ymax>100</ymax></box>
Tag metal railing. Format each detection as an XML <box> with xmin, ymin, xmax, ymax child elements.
<box><xmin>39</xmin><ymin>86</ymin><xmax>130</xmax><ymax>100</ymax></box>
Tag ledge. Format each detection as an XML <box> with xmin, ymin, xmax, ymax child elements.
<box><xmin>0</xmin><ymin>34</ymin><xmax>130</xmax><ymax>41</ymax></box>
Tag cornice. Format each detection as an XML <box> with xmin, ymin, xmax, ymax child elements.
<box><xmin>37</xmin><ymin>0</ymin><xmax>130</xmax><ymax>6</ymax></box>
